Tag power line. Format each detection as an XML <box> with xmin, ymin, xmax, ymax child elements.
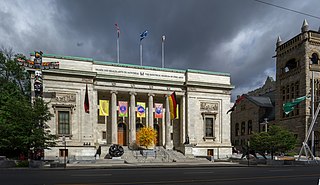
<box><xmin>253</xmin><ymin>0</ymin><xmax>320</xmax><ymax>20</ymax></box>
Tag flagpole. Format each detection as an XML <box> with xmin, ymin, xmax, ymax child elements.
<box><xmin>162</xmin><ymin>35</ymin><xmax>165</xmax><ymax>68</ymax></box>
<box><xmin>140</xmin><ymin>41</ymin><xmax>143</xmax><ymax>66</ymax></box>
<box><xmin>115</xmin><ymin>23</ymin><xmax>120</xmax><ymax>64</ymax></box>
<box><xmin>117</xmin><ymin>36</ymin><xmax>120</xmax><ymax>64</ymax></box>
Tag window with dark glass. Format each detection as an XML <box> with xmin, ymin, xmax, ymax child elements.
<box><xmin>59</xmin><ymin>149</ymin><xmax>68</xmax><ymax>157</ymax></box>
<box><xmin>235</xmin><ymin>123</ymin><xmax>239</xmax><ymax>136</ymax></box>
<box><xmin>58</xmin><ymin>111</ymin><xmax>70</xmax><ymax>135</ymax></box>
<box><xmin>205</xmin><ymin>117</ymin><xmax>214</xmax><ymax>137</ymax></box>
<box><xmin>241</xmin><ymin>122</ymin><xmax>245</xmax><ymax>135</ymax></box>
<box><xmin>247</xmin><ymin>120</ymin><xmax>252</xmax><ymax>135</ymax></box>
<box><xmin>311</xmin><ymin>53</ymin><xmax>319</xmax><ymax>64</ymax></box>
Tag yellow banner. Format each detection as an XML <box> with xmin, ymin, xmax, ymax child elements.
<box><xmin>137</xmin><ymin>102</ymin><xmax>146</xmax><ymax>118</ymax></box>
<box><xmin>176</xmin><ymin>104</ymin><xmax>179</xmax><ymax>119</ymax></box>
<box><xmin>99</xmin><ymin>100</ymin><xmax>109</xmax><ymax>116</ymax></box>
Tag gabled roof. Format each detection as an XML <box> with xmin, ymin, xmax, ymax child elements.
<box><xmin>244</xmin><ymin>95</ymin><xmax>273</xmax><ymax>108</ymax></box>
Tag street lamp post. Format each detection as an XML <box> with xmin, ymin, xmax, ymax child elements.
<box><xmin>260</xmin><ymin>118</ymin><xmax>268</xmax><ymax>132</ymax></box>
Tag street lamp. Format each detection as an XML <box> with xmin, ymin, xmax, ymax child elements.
<box><xmin>62</xmin><ymin>135</ymin><xmax>66</xmax><ymax>168</ymax></box>
<box><xmin>260</xmin><ymin>118</ymin><xmax>268</xmax><ymax>132</ymax></box>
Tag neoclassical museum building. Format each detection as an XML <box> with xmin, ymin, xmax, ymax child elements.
<box><xmin>33</xmin><ymin>53</ymin><xmax>234</xmax><ymax>160</ymax></box>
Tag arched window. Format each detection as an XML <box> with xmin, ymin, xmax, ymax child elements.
<box><xmin>311</xmin><ymin>53</ymin><xmax>319</xmax><ymax>64</ymax></box>
<box><xmin>241</xmin><ymin>122</ymin><xmax>245</xmax><ymax>135</ymax></box>
<box><xmin>284</xmin><ymin>59</ymin><xmax>298</xmax><ymax>73</ymax></box>
<box><xmin>247</xmin><ymin>120</ymin><xmax>252</xmax><ymax>135</ymax></box>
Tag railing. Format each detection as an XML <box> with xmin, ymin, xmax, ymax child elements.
<box><xmin>130</xmin><ymin>148</ymin><xmax>171</xmax><ymax>163</ymax></box>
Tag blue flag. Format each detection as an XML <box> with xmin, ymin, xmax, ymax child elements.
<box><xmin>140</xmin><ymin>30</ymin><xmax>148</xmax><ymax>41</ymax></box>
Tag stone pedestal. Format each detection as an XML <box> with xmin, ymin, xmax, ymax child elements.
<box><xmin>183</xmin><ymin>144</ymin><xmax>194</xmax><ymax>158</ymax></box>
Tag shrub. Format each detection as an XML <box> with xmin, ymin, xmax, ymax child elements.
<box><xmin>137</xmin><ymin>127</ymin><xmax>157</xmax><ymax>149</ymax></box>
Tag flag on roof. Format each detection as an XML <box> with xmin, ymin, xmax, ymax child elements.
<box><xmin>283</xmin><ymin>96</ymin><xmax>306</xmax><ymax>115</ymax></box>
<box><xmin>227</xmin><ymin>95</ymin><xmax>245</xmax><ymax>114</ymax></box>
<box><xmin>140</xmin><ymin>30</ymin><xmax>148</xmax><ymax>41</ymax></box>
<box><xmin>115</xmin><ymin>23</ymin><xmax>120</xmax><ymax>38</ymax></box>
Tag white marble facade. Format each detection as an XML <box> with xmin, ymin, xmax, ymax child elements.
<box><xmin>38</xmin><ymin>54</ymin><xmax>233</xmax><ymax>160</ymax></box>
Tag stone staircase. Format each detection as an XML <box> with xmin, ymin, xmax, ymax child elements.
<box><xmin>94</xmin><ymin>145</ymin><xmax>210</xmax><ymax>164</ymax></box>
<box><xmin>164</xmin><ymin>149</ymin><xmax>209</xmax><ymax>163</ymax></box>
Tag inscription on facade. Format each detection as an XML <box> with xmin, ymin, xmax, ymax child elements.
<box><xmin>200</xmin><ymin>102</ymin><xmax>218</xmax><ymax>112</ymax></box>
<box><xmin>55</xmin><ymin>93</ymin><xmax>76</xmax><ymax>102</ymax></box>
<box><xmin>94</xmin><ymin>67</ymin><xmax>184</xmax><ymax>80</ymax></box>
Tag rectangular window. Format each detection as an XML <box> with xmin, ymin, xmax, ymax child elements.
<box><xmin>235</xmin><ymin>123</ymin><xmax>239</xmax><ymax>136</ymax></box>
<box><xmin>282</xmin><ymin>86</ymin><xmax>285</xmax><ymax>101</ymax></box>
<box><xmin>286</xmin><ymin>85</ymin><xmax>290</xmax><ymax>100</ymax></box>
<box><xmin>59</xmin><ymin>149</ymin><xmax>68</xmax><ymax>157</ymax></box>
<box><xmin>102</xmin><ymin>131</ymin><xmax>106</xmax><ymax>140</ymax></box>
<box><xmin>58</xmin><ymin>111</ymin><xmax>70</xmax><ymax>135</ymax></box>
<box><xmin>291</xmin><ymin>84</ymin><xmax>294</xmax><ymax>100</ymax></box>
<box><xmin>205</xmin><ymin>117</ymin><xmax>214</xmax><ymax>137</ymax></box>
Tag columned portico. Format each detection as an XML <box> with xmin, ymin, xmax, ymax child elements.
<box><xmin>111</xmin><ymin>91</ymin><xmax>118</xmax><ymax>144</ymax></box>
<box><xmin>129</xmin><ymin>92</ymin><xmax>136</xmax><ymax>144</ymax></box>
<box><xmin>148</xmin><ymin>93</ymin><xmax>154</xmax><ymax>129</ymax></box>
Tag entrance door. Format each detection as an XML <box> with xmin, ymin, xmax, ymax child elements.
<box><xmin>118</xmin><ymin>123</ymin><xmax>127</xmax><ymax>146</ymax></box>
<box><xmin>154</xmin><ymin>124</ymin><xmax>160</xmax><ymax>146</ymax></box>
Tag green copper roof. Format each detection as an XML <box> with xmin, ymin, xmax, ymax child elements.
<box><xmin>33</xmin><ymin>53</ymin><xmax>231</xmax><ymax>76</ymax></box>
<box><xmin>30</xmin><ymin>52</ymin><xmax>94</xmax><ymax>62</ymax></box>
<box><xmin>187</xmin><ymin>69</ymin><xmax>230</xmax><ymax>76</ymax></box>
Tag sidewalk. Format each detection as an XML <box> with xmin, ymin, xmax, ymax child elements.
<box><xmin>46</xmin><ymin>161</ymin><xmax>244</xmax><ymax>169</ymax></box>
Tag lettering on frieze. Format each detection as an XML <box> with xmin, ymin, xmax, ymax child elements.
<box><xmin>200</xmin><ymin>102</ymin><xmax>218</xmax><ymax>112</ymax></box>
<box><xmin>55</xmin><ymin>93</ymin><xmax>76</xmax><ymax>102</ymax></box>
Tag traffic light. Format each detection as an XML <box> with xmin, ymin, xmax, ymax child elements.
<box><xmin>34</xmin><ymin>70</ymin><xmax>43</xmax><ymax>97</ymax></box>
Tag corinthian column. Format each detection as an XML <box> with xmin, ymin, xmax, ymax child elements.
<box><xmin>111</xmin><ymin>91</ymin><xmax>118</xmax><ymax>144</ymax></box>
<box><xmin>148</xmin><ymin>93</ymin><xmax>154</xmax><ymax>129</ymax></box>
<box><xmin>129</xmin><ymin>92</ymin><xmax>136</xmax><ymax>144</ymax></box>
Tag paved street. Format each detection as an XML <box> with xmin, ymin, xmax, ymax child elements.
<box><xmin>1</xmin><ymin>165</ymin><xmax>320</xmax><ymax>185</ymax></box>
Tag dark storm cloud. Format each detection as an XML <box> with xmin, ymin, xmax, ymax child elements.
<box><xmin>1</xmin><ymin>0</ymin><xmax>320</xmax><ymax>100</ymax></box>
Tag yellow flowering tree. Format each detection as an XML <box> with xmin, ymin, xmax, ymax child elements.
<box><xmin>137</xmin><ymin>127</ymin><xmax>157</xmax><ymax>149</ymax></box>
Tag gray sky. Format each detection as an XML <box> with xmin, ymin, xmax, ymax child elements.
<box><xmin>1</xmin><ymin>0</ymin><xmax>319</xmax><ymax>101</ymax></box>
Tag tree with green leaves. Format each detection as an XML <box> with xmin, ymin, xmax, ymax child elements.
<box><xmin>0</xmin><ymin>49</ymin><xmax>56</xmax><ymax>159</ymax></box>
<box><xmin>250</xmin><ymin>125</ymin><xmax>297</xmax><ymax>159</ymax></box>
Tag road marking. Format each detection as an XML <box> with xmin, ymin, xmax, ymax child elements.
<box><xmin>184</xmin><ymin>171</ymin><xmax>215</xmax><ymax>174</ymax></box>
<box><xmin>70</xmin><ymin>174</ymin><xmax>112</xmax><ymax>177</ymax></box>
<box><xmin>269</xmin><ymin>169</ymin><xmax>294</xmax><ymax>172</ymax></box>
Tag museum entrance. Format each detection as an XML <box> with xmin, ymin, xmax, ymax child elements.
<box><xmin>118</xmin><ymin>122</ymin><xmax>127</xmax><ymax>146</ymax></box>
